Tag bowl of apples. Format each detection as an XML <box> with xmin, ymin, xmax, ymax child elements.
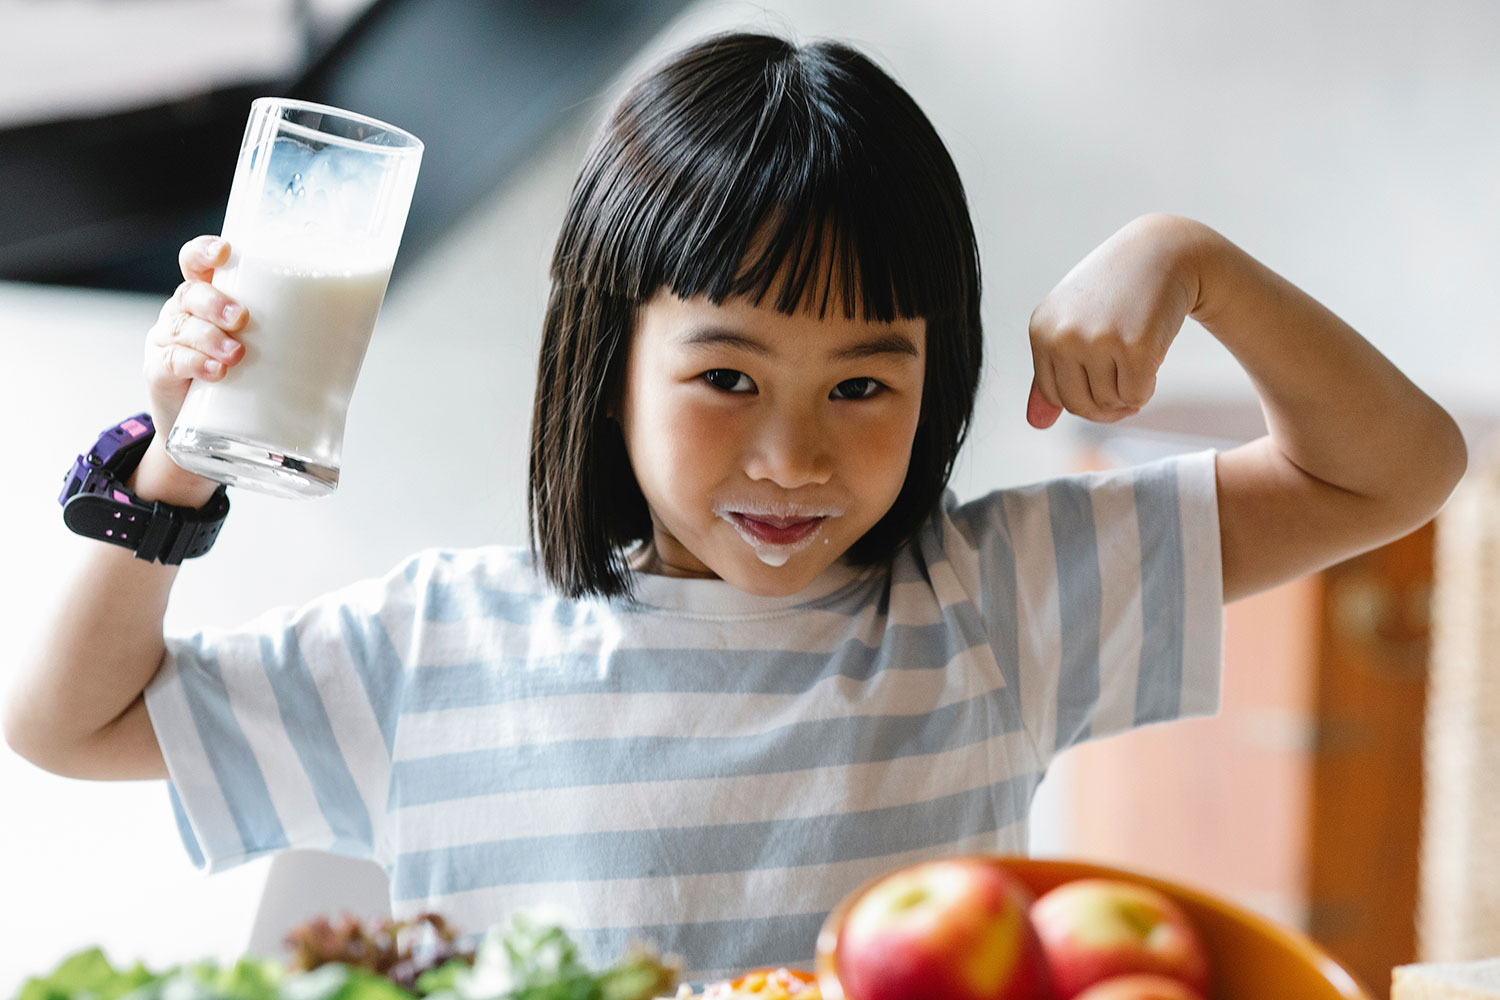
<box><xmin>811</xmin><ymin>855</ymin><xmax>1375</xmax><ymax>1000</ymax></box>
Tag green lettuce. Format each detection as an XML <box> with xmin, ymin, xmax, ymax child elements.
<box><xmin>12</xmin><ymin>917</ymin><xmax>675</xmax><ymax>1000</ymax></box>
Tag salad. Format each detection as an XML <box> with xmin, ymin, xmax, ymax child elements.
<box><xmin>12</xmin><ymin>914</ymin><xmax>678</xmax><ymax>1000</ymax></box>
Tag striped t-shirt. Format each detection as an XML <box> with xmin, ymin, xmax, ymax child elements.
<box><xmin>145</xmin><ymin>450</ymin><xmax>1223</xmax><ymax>982</ymax></box>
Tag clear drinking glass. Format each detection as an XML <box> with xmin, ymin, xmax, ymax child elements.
<box><xmin>166</xmin><ymin>98</ymin><xmax>423</xmax><ymax>499</ymax></box>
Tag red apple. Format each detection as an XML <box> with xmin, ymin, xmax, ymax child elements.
<box><xmin>1029</xmin><ymin>879</ymin><xmax>1210</xmax><ymax>999</ymax></box>
<box><xmin>1072</xmin><ymin>975</ymin><xmax>1205</xmax><ymax>1000</ymax></box>
<box><xmin>817</xmin><ymin>857</ymin><xmax>1055</xmax><ymax>1000</ymax></box>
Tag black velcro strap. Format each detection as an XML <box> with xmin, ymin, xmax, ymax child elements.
<box><xmin>162</xmin><ymin>488</ymin><xmax>231</xmax><ymax>563</ymax></box>
<box><xmin>134</xmin><ymin>503</ymin><xmax>185</xmax><ymax>564</ymax></box>
<box><xmin>61</xmin><ymin>486</ymin><xmax>230</xmax><ymax>565</ymax></box>
<box><xmin>61</xmin><ymin>493</ymin><xmax>155</xmax><ymax>553</ymax></box>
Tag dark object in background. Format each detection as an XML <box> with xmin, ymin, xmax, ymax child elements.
<box><xmin>0</xmin><ymin>0</ymin><xmax>691</xmax><ymax>293</ymax></box>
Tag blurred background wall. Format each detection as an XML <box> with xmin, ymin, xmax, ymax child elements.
<box><xmin>2</xmin><ymin>0</ymin><xmax>1497</xmax><ymax>992</ymax></box>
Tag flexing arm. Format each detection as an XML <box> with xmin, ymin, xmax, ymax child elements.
<box><xmin>1187</xmin><ymin>220</ymin><xmax>1466</xmax><ymax>600</ymax></box>
<box><xmin>3</xmin><ymin>237</ymin><xmax>247</xmax><ymax>778</ymax></box>
<box><xmin>1027</xmin><ymin>214</ymin><xmax>1467</xmax><ymax>603</ymax></box>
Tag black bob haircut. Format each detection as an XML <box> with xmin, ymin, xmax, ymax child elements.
<box><xmin>529</xmin><ymin>31</ymin><xmax>983</xmax><ymax>600</ymax></box>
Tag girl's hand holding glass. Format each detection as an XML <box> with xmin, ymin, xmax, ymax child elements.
<box><xmin>146</xmin><ymin>235</ymin><xmax>248</xmax><ymax>428</ymax></box>
<box><xmin>134</xmin><ymin>235</ymin><xmax>248</xmax><ymax>505</ymax></box>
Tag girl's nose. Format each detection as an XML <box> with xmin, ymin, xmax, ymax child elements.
<box><xmin>743</xmin><ymin>406</ymin><xmax>834</xmax><ymax>488</ymax></box>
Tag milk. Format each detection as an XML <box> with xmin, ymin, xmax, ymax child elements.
<box><xmin>167</xmin><ymin>99</ymin><xmax>422</xmax><ymax>497</ymax></box>
<box><xmin>168</xmin><ymin>242</ymin><xmax>392</xmax><ymax>494</ymax></box>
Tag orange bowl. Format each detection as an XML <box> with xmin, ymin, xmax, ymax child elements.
<box><xmin>815</xmin><ymin>855</ymin><xmax>1375</xmax><ymax>1000</ymax></box>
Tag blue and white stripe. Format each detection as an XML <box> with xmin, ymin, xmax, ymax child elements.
<box><xmin>146</xmin><ymin>449</ymin><xmax>1222</xmax><ymax>982</ymax></box>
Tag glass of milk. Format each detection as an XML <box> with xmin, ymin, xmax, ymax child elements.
<box><xmin>166</xmin><ymin>98</ymin><xmax>423</xmax><ymax>499</ymax></box>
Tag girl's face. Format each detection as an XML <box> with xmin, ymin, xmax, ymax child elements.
<box><xmin>618</xmin><ymin>286</ymin><xmax>926</xmax><ymax>596</ymax></box>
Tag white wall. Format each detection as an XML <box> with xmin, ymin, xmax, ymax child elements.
<box><xmin>4</xmin><ymin>0</ymin><xmax>1498</xmax><ymax>990</ymax></box>
<box><xmin>0</xmin><ymin>0</ymin><xmax>375</xmax><ymax>127</ymax></box>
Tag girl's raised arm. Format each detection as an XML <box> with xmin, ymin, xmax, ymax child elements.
<box><xmin>4</xmin><ymin>236</ymin><xmax>248</xmax><ymax>778</ymax></box>
<box><xmin>1026</xmin><ymin>213</ymin><xmax>1467</xmax><ymax>604</ymax></box>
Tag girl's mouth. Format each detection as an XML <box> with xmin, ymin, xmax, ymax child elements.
<box><xmin>730</xmin><ymin>512</ymin><xmax>826</xmax><ymax>546</ymax></box>
<box><xmin>712</xmin><ymin>500</ymin><xmax>845</xmax><ymax>566</ymax></box>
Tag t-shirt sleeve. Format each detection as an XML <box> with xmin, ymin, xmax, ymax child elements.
<box><xmin>946</xmin><ymin>449</ymin><xmax>1223</xmax><ymax>767</ymax></box>
<box><xmin>144</xmin><ymin>552</ymin><xmax>426</xmax><ymax>873</ymax></box>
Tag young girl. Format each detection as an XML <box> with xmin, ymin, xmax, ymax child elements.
<box><xmin>6</xmin><ymin>31</ymin><xmax>1466</xmax><ymax>984</ymax></box>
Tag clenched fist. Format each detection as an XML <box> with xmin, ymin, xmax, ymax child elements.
<box><xmin>1026</xmin><ymin>214</ymin><xmax>1204</xmax><ymax>429</ymax></box>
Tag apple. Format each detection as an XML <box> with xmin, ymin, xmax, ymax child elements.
<box><xmin>1029</xmin><ymin>879</ymin><xmax>1210</xmax><ymax>999</ymax></box>
<box><xmin>1072</xmin><ymin>975</ymin><xmax>1205</xmax><ymax>1000</ymax></box>
<box><xmin>817</xmin><ymin>857</ymin><xmax>1055</xmax><ymax>1000</ymax></box>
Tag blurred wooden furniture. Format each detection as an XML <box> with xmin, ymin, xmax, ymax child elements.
<box><xmin>1418</xmin><ymin>434</ymin><xmax>1500</xmax><ymax>964</ymax></box>
<box><xmin>1060</xmin><ymin>400</ymin><xmax>1444</xmax><ymax>1000</ymax></box>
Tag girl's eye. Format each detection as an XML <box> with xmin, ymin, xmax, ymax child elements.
<box><xmin>703</xmin><ymin>369</ymin><xmax>755</xmax><ymax>393</ymax></box>
<box><xmin>832</xmin><ymin>377</ymin><xmax>885</xmax><ymax>400</ymax></box>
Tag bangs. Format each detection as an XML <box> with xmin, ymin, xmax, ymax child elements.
<box><xmin>560</xmin><ymin>33</ymin><xmax>978</xmax><ymax>324</ymax></box>
<box><xmin>531</xmin><ymin>31</ymin><xmax>984</xmax><ymax>600</ymax></box>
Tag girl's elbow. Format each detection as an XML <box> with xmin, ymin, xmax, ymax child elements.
<box><xmin>1401</xmin><ymin>410</ymin><xmax>1469</xmax><ymax>525</ymax></box>
<box><xmin>4</xmin><ymin>685</ymin><xmax>85</xmax><ymax>778</ymax></box>
<box><xmin>3</xmin><ymin>697</ymin><xmax>52</xmax><ymax>772</ymax></box>
<box><xmin>1431</xmin><ymin>411</ymin><xmax>1469</xmax><ymax>507</ymax></box>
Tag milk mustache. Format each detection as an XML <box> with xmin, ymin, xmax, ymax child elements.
<box><xmin>173</xmin><ymin>240</ymin><xmax>392</xmax><ymax>475</ymax></box>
